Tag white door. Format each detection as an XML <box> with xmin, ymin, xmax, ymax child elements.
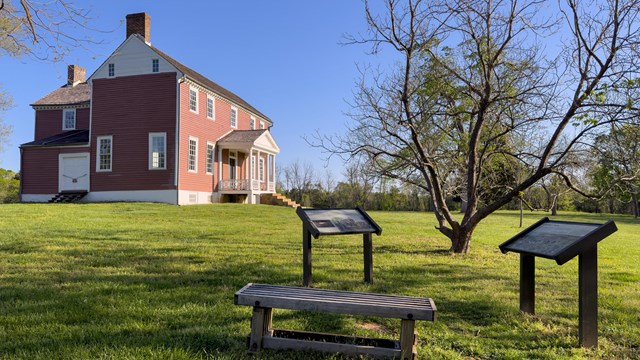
<box><xmin>59</xmin><ymin>153</ymin><xmax>89</xmax><ymax>192</ymax></box>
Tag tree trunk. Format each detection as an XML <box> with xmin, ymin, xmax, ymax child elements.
<box><xmin>519</xmin><ymin>197</ymin><xmax>523</xmax><ymax>228</ymax></box>
<box><xmin>551</xmin><ymin>195</ymin><xmax>558</xmax><ymax>216</ymax></box>
<box><xmin>631</xmin><ymin>192</ymin><xmax>639</xmax><ymax>218</ymax></box>
<box><xmin>446</xmin><ymin>224</ymin><xmax>476</xmax><ymax>254</ymax></box>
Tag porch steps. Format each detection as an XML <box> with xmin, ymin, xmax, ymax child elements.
<box><xmin>261</xmin><ymin>193</ymin><xmax>300</xmax><ymax>208</ymax></box>
<box><xmin>49</xmin><ymin>191</ymin><xmax>88</xmax><ymax>203</ymax></box>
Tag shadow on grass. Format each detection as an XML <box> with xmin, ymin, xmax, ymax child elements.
<box><xmin>0</xmin><ymin>246</ymin><xmax>301</xmax><ymax>357</ymax></box>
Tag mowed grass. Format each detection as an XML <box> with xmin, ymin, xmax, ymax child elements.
<box><xmin>0</xmin><ymin>203</ymin><xmax>638</xmax><ymax>359</ymax></box>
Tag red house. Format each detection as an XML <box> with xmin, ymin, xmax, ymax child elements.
<box><xmin>20</xmin><ymin>13</ymin><xmax>280</xmax><ymax>205</ymax></box>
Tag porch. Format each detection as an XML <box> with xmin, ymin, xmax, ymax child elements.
<box><xmin>216</xmin><ymin>130</ymin><xmax>280</xmax><ymax>204</ymax></box>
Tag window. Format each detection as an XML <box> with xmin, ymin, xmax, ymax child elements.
<box><xmin>207</xmin><ymin>96</ymin><xmax>215</xmax><ymax>119</ymax></box>
<box><xmin>149</xmin><ymin>132</ymin><xmax>166</xmax><ymax>170</ymax></box>
<box><xmin>189</xmin><ymin>87</ymin><xmax>198</xmax><ymax>113</ymax></box>
<box><xmin>108</xmin><ymin>63</ymin><xmax>115</xmax><ymax>77</ymax></box>
<box><xmin>97</xmin><ymin>135</ymin><xmax>112</xmax><ymax>171</ymax></box>
<box><xmin>230</xmin><ymin>107</ymin><xmax>238</xmax><ymax>128</ymax></box>
<box><xmin>62</xmin><ymin>109</ymin><xmax>76</xmax><ymax>130</ymax></box>
<box><xmin>260</xmin><ymin>121</ymin><xmax>265</xmax><ymax>129</ymax></box>
<box><xmin>268</xmin><ymin>154</ymin><xmax>275</xmax><ymax>182</ymax></box>
<box><xmin>250</xmin><ymin>117</ymin><xmax>255</xmax><ymax>130</ymax></box>
<box><xmin>251</xmin><ymin>155</ymin><xmax>256</xmax><ymax>180</ymax></box>
<box><xmin>206</xmin><ymin>142</ymin><xmax>215</xmax><ymax>174</ymax></box>
<box><xmin>152</xmin><ymin>59</ymin><xmax>159</xmax><ymax>73</ymax></box>
<box><xmin>188</xmin><ymin>137</ymin><xmax>198</xmax><ymax>172</ymax></box>
<box><xmin>259</xmin><ymin>158</ymin><xmax>265</xmax><ymax>181</ymax></box>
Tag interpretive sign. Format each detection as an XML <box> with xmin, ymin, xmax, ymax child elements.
<box><xmin>499</xmin><ymin>218</ymin><xmax>617</xmax><ymax>265</ymax></box>
<box><xmin>296</xmin><ymin>207</ymin><xmax>382</xmax><ymax>286</ymax></box>
<box><xmin>297</xmin><ymin>208</ymin><xmax>381</xmax><ymax>237</ymax></box>
<box><xmin>499</xmin><ymin>217</ymin><xmax>617</xmax><ymax>348</ymax></box>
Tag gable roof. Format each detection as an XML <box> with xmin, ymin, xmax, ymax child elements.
<box><xmin>218</xmin><ymin>129</ymin><xmax>267</xmax><ymax>144</ymax></box>
<box><xmin>149</xmin><ymin>43</ymin><xmax>272</xmax><ymax>123</ymax></box>
<box><xmin>20</xmin><ymin>129</ymin><xmax>89</xmax><ymax>148</ymax></box>
<box><xmin>31</xmin><ymin>83</ymin><xmax>90</xmax><ymax>107</ymax></box>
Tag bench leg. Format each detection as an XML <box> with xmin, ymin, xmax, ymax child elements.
<box><xmin>399</xmin><ymin>319</ymin><xmax>417</xmax><ymax>360</ymax></box>
<box><xmin>248</xmin><ymin>306</ymin><xmax>273</xmax><ymax>354</ymax></box>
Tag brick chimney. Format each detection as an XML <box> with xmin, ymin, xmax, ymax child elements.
<box><xmin>67</xmin><ymin>65</ymin><xmax>86</xmax><ymax>87</ymax></box>
<box><xmin>126</xmin><ymin>12</ymin><xmax>150</xmax><ymax>43</ymax></box>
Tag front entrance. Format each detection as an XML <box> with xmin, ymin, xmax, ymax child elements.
<box><xmin>59</xmin><ymin>153</ymin><xmax>89</xmax><ymax>192</ymax></box>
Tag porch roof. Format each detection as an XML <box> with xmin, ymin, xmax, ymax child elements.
<box><xmin>20</xmin><ymin>130</ymin><xmax>89</xmax><ymax>148</ymax></box>
<box><xmin>217</xmin><ymin>129</ymin><xmax>280</xmax><ymax>154</ymax></box>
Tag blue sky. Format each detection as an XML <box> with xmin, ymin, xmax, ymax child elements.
<box><xmin>1</xmin><ymin>1</ymin><xmax>393</xmax><ymax>177</ymax></box>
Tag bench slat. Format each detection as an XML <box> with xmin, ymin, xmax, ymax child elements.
<box><xmin>262</xmin><ymin>336</ymin><xmax>401</xmax><ymax>359</ymax></box>
<box><xmin>235</xmin><ymin>283</ymin><xmax>436</xmax><ymax>321</ymax></box>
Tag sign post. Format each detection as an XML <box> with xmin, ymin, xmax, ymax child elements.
<box><xmin>296</xmin><ymin>207</ymin><xmax>382</xmax><ymax>287</ymax></box>
<box><xmin>499</xmin><ymin>217</ymin><xmax>617</xmax><ymax>348</ymax></box>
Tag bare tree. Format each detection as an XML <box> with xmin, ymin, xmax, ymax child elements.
<box><xmin>0</xmin><ymin>1</ymin><xmax>110</xmax><ymax>154</ymax></box>
<box><xmin>314</xmin><ymin>0</ymin><xmax>640</xmax><ymax>253</ymax></box>
<box><xmin>282</xmin><ymin>159</ymin><xmax>317</xmax><ymax>204</ymax></box>
<box><xmin>1</xmin><ymin>0</ymin><xmax>108</xmax><ymax>60</ymax></box>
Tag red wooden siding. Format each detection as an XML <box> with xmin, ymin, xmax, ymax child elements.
<box><xmin>177</xmin><ymin>82</ymin><xmax>254</xmax><ymax>192</ymax></box>
<box><xmin>21</xmin><ymin>146</ymin><xmax>88</xmax><ymax>194</ymax></box>
<box><xmin>34</xmin><ymin>108</ymin><xmax>90</xmax><ymax>140</ymax></box>
<box><xmin>90</xmin><ymin>73</ymin><xmax>177</xmax><ymax>191</ymax></box>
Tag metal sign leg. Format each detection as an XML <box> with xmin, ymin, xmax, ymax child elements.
<box><xmin>363</xmin><ymin>233</ymin><xmax>373</xmax><ymax>284</ymax></box>
<box><xmin>579</xmin><ymin>246</ymin><xmax>598</xmax><ymax>348</ymax></box>
<box><xmin>303</xmin><ymin>228</ymin><xmax>312</xmax><ymax>287</ymax></box>
<box><xmin>520</xmin><ymin>254</ymin><xmax>535</xmax><ymax>314</ymax></box>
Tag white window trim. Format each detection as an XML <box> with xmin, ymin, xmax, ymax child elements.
<box><xmin>206</xmin><ymin>142</ymin><xmax>215</xmax><ymax>175</ymax></box>
<box><xmin>148</xmin><ymin>132</ymin><xmax>167</xmax><ymax>170</ymax></box>
<box><xmin>259</xmin><ymin>157</ymin><xmax>265</xmax><ymax>182</ymax></box>
<box><xmin>188</xmin><ymin>136</ymin><xmax>198</xmax><ymax>173</ymax></box>
<box><xmin>189</xmin><ymin>86</ymin><xmax>199</xmax><ymax>114</ymax></box>
<box><xmin>207</xmin><ymin>95</ymin><xmax>215</xmax><ymax>120</ymax></box>
<box><xmin>62</xmin><ymin>108</ymin><xmax>76</xmax><ymax>130</ymax></box>
<box><xmin>260</xmin><ymin>121</ymin><xmax>265</xmax><ymax>129</ymax></box>
<box><xmin>96</xmin><ymin>135</ymin><xmax>113</xmax><ymax>172</ymax></box>
<box><xmin>230</xmin><ymin>106</ymin><xmax>238</xmax><ymax>128</ymax></box>
<box><xmin>250</xmin><ymin>116</ymin><xmax>256</xmax><ymax>130</ymax></box>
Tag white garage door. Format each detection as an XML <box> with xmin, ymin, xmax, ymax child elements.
<box><xmin>59</xmin><ymin>153</ymin><xmax>89</xmax><ymax>192</ymax></box>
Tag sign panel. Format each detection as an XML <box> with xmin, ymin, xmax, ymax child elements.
<box><xmin>499</xmin><ymin>217</ymin><xmax>617</xmax><ymax>265</ymax></box>
<box><xmin>297</xmin><ymin>207</ymin><xmax>382</xmax><ymax>238</ymax></box>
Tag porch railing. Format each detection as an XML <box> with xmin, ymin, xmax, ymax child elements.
<box><xmin>219</xmin><ymin>179</ymin><xmax>276</xmax><ymax>192</ymax></box>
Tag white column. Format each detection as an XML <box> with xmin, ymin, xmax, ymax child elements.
<box><xmin>218</xmin><ymin>147</ymin><xmax>223</xmax><ymax>191</ymax></box>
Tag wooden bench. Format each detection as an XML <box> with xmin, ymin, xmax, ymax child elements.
<box><xmin>234</xmin><ymin>283</ymin><xmax>437</xmax><ymax>359</ymax></box>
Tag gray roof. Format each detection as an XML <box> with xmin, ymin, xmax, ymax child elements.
<box><xmin>218</xmin><ymin>129</ymin><xmax>267</xmax><ymax>144</ymax></box>
<box><xmin>21</xmin><ymin>129</ymin><xmax>89</xmax><ymax>148</ymax></box>
<box><xmin>150</xmin><ymin>43</ymin><xmax>272</xmax><ymax>123</ymax></box>
<box><xmin>31</xmin><ymin>83</ymin><xmax>90</xmax><ymax>107</ymax></box>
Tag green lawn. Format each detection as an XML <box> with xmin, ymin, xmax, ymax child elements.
<box><xmin>0</xmin><ymin>203</ymin><xmax>638</xmax><ymax>359</ymax></box>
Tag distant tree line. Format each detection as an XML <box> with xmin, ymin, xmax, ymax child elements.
<box><xmin>277</xmin><ymin>156</ymin><xmax>640</xmax><ymax>218</ymax></box>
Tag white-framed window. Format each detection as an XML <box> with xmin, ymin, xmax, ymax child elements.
<box><xmin>268</xmin><ymin>154</ymin><xmax>275</xmax><ymax>182</ymax></box>
<box><xmin>62</xmin><ymin>108</ymin><xmax>76</xmax><ymax>130</ymax></box>
<box><xmin>96</xmin><ymin>135</ymin><xmax>113</xmax><ymax>172</ymax></box>
<box><xmin>230</xmin><ymin>106</ymin><xmax>238</xmax><ymax>128</ymax></box>
<box><xmin>148</xmin><ymin>132</ymin><xmax>167</xmax><ymax>170</ymax></box>
<box><xmin>152</xmin><ymin>59</ymin><xmax>159</xmax><ymax>73</ymax></box>
<box><xmin>250</xmin><ymin>116</ymin><xmax>255</xmax><ymax>130</ymax></box>
<box><xmin>259</xmin><ymin>157</ymin><xmax>265</xmax><ymax>182</ymax></box>
<box><xmin>260</xmin><ymin>121</ymin><xmax>265</xmax><ymax>129</ymax></box>
<box><xmin>108</xmin><ymin>63</ymin><xmax>115</xmax><ymax>77</ymax></box>
<box><xmin>188</xmin><ymin>137</ymin><xmax>198</xmax><ymax>172</ymax></box>
<box><xmin>251</xmin><ymin>155</ymin><xmax>256</xmax><ymax>180</ymax></box>
<box><xmin>207</xmin><ymin>96</ymin><xmax>215</xmax><ymax>119</ymax></box>
<box><xmin>206</xmin><ymin>142</ymin><xmax>215</xmax><ymax>175</ymax></box>
<box><xmin>189</xmin><ymin>87</ymin><xmax>198</xmax><ymax>113</ymax></box>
